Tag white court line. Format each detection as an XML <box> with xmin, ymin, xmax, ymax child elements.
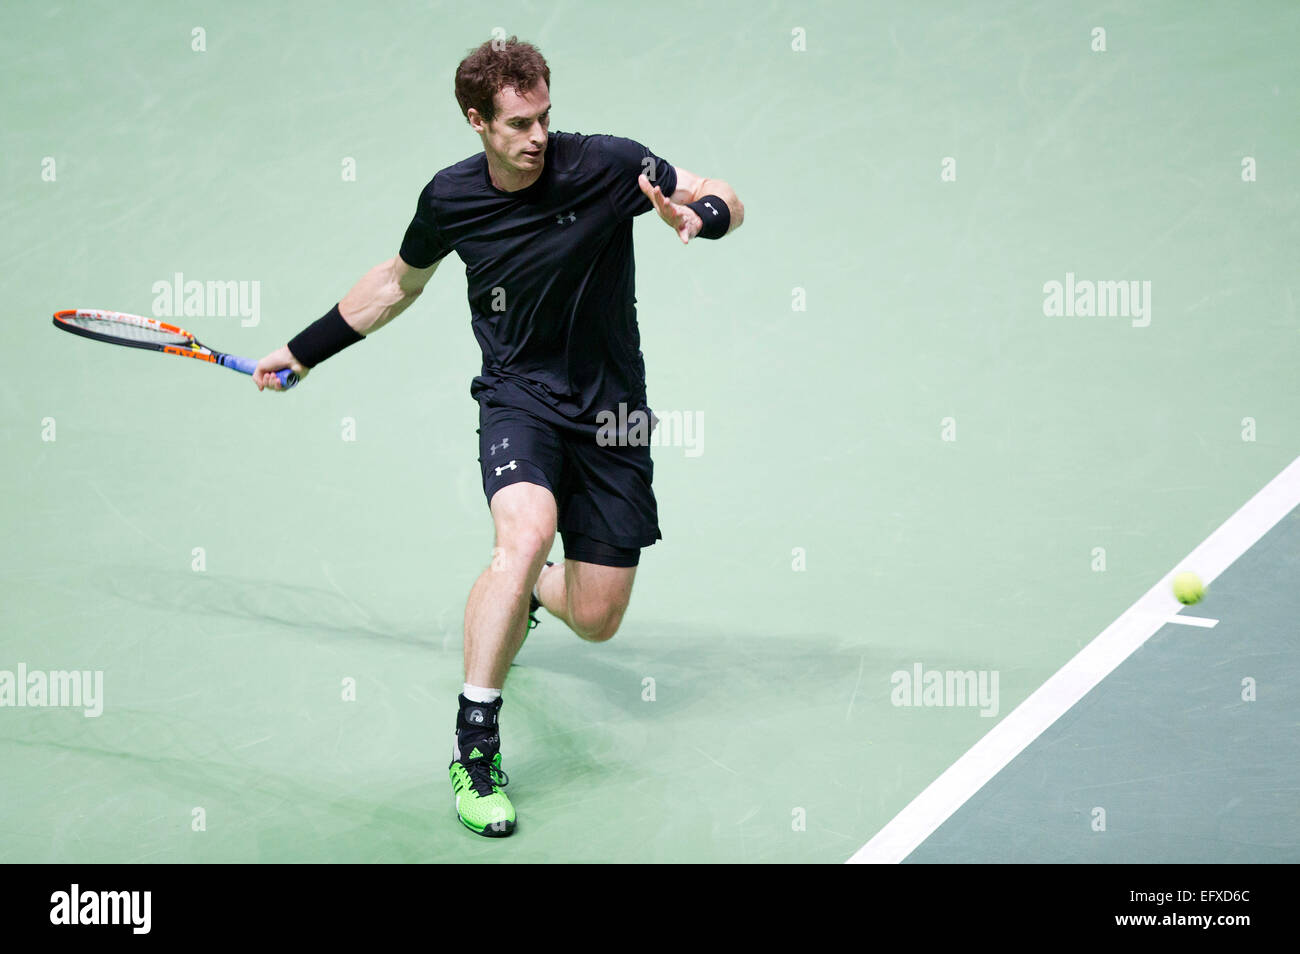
<box><xmin>1167</xmin><ymin>615</ymin><xmax>1219</xmax><ymax>628</ymax></box>
<box><xmin>847</xmin><ymin>455</ymin><xmax>1300</xmax><ymax>864</ymax></box>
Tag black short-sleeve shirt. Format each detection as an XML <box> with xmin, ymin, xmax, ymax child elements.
<box><xmin>399</xmin><ymin>131</ymin><xmax>677</xmax><ymax>424</ymax></box>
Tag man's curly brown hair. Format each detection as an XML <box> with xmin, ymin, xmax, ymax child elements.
<box><xmin>454</xmin><ymin>37</ymin><xmax>550</xmax><ymax>124</ymax></box>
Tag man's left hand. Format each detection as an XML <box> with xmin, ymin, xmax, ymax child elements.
<box><xmin>638</xmin><ymin>174</ymin><xmax>702</xmax><ymax>244</ymax></box>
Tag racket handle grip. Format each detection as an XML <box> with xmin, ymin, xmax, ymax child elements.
<box><xmin>221</xmin><ymin>354</ymin><xmax>299</xmax><ymax>389</ymax></box>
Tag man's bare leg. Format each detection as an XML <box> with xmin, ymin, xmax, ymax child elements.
<box><xmin>451</xmin><ymin>483</ymin><xmax>641</xmax><ymax>838</ymax></box>
<box><xmin>533</xmin><ymin>559</ymin><xmax>637</xmax><ymax>643</ymax></box>
<box><xmin>463</xmin><ymin>481</ymin><xmax>557</xmax><ymax>689</ymax></box>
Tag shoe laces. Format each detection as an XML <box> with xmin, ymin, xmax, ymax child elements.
<box><xmin>463</xmin><ymin>755</ymin><xmax>509</xmax><ymax>797</ymax></box>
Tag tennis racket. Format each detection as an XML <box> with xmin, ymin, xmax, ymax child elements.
<box><xmin>52</xmin><ymin>309</ymin><xmax>297</xmax><ymax>389</ymax></box>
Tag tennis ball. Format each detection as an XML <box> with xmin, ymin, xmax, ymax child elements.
<box><xmin>1173</xmin><ymin>571</ymin><xmax>1205</xmax><ymax>605</ymax></box>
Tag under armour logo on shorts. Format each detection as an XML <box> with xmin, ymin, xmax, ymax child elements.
<box><xmin>494</xmin><ymin>460</ymin><xmax>518</xmax><ymax>476</ymax></box>
<box><xmin>490</xmin><ymin>438</ymin><xmax>509</xmax><ymax>455</ymax></box>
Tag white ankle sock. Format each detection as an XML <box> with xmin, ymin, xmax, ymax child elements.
<box><xmin>462</xmin><ymin>683</ymin><xmax>501</xmax><ymax>704</ymax></box>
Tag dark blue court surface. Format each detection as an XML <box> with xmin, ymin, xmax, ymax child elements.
<box><xmin>907</xmin><ymin>508</ymin><xmax>1300</xmax><ymax>863</ymax></box>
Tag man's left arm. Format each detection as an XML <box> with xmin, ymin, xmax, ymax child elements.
<box><xmin>638</xmin><ymin>167</ymin><xmax>745</xmax><ymax>244</ymax></box>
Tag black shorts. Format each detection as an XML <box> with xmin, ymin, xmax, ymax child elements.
<box><xmin>475</xmin><ymin>383</ymin><xmax>661</xmax><ymax>568</ymax></box>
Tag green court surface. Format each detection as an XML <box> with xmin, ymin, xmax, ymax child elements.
<box><xmin>2</xmin><ymin>2</ymin><xmax>1298</xmax><ymax>863</ymax></box>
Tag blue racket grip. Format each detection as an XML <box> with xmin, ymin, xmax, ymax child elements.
<box><xmin>221</xmin><ymin>354</ymin><xmax>299</xmax><ymax>390</ymax></box>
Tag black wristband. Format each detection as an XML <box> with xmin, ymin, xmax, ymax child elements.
<box><xmin>686</xmin><ymin>195</ymin><xmax>730</xmax><ymax>239</ymax></box>
<box><xmin>286</xmin><ymin>304</ymin><xmax>364</xmax><ymax>368</ymax></box>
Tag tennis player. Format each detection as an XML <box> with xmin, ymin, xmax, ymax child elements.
<box><xmin>253</xmin><ymin>37</ymin><xmax>744</xmax><ymax>837</ymax></box>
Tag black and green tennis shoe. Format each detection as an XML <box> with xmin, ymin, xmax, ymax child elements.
<box><xmin>448</xmin><ymin>695</ymin><xmax>516</xmax><ymax>837</ymax></box>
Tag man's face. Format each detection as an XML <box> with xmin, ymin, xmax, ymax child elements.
<box><xmin>472</xmin><ymin>81</ymin><xmax>551</xmax><ymax>173</ymax></box>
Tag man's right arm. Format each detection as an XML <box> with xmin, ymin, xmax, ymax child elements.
<box><xmin>252</xmin><ymin>254</ymin><xmax>440</xmax><ymax>391</ymax></box>
<box><xmin>339</xmin><ymin>254</ymin><xmax>440</xmax><ymax>336</ymax></box>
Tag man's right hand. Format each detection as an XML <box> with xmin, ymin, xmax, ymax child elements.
<box><xmin>253</xmin><ymin>346</ymin><xmax>309</xmax><ymax>391</ymax></box>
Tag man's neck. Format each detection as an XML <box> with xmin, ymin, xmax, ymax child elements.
<box><xmin>487</xmin><ymin>152</ymin><xmax>544</xmax><ymax>193</ymax></box>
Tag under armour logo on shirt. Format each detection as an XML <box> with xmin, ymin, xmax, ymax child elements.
<box><xmin>494</xmin><ymin>460</ymin><xmax>518</xmax><ymax>476</ymax></box>
<box><xmin>490</xmin><ymin>438</ymin><xmax>509</xmax><ymax>455</ymax></box>
<box><xmin>555</xmin><ymin>211</ymin><xmax>576</xmax><ymax>224</ymax></box>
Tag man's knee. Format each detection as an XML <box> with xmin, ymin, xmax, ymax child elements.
<box><xmin>490</xmin><ymin>483</ymin><xmax>556</xmax><ymax>574</ymax></box>
<box><xmin>570</xmin><ymin>601</ymin><xmax>628</xmax><ymax>643</ymax></box>
<box><xmin>495</xmin><ymin>526</ymin><xmax>553</xmax><ymax>569</ymax></box>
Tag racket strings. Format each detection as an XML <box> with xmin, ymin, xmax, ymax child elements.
<box><xmin>63</xmin><ymin>314</ymin><xmax>192</xmax><ymax>346</ymax></box>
